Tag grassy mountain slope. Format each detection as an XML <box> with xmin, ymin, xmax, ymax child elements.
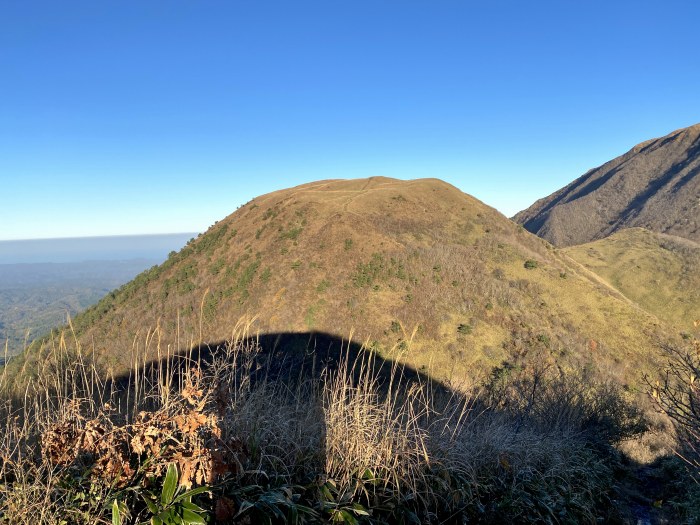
<box><xmin>12</xmin><ymin>177</ymin><xmax>674</xmax><ymax>387</ymax></box>
<box><xmin>514</xmin><ymin>124</ymin><xmax>700</xmax><ymax>247</ymax></box>
<box><xmin>564</xmin><ymin>228</ymin><xmax>700</xmax><ymax>332</ymax></box>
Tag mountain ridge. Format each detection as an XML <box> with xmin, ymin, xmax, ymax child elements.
<box><xmin>514</xmin><ymin>124</ymin><xmax>700</xmax><ymax>246</ymax></box>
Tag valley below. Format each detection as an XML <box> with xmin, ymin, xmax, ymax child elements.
<box><xmin>0</xmin><ymin>259</ymin><xmax>161</xmax><ymax>356</ymax></box>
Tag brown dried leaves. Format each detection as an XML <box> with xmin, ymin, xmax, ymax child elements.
<box><xmin>41</xmin><ymin>368</ymin><xmax>245</xmax><ymax>490</ymax></box>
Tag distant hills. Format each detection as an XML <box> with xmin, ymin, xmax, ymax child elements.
<box><xmin>11</xmin><ymin>177</ymin><xmax>674</xmax><ymax>388</ymax></box>
<box><xmin>514</xmin><ymin>124</ymin><xmax>700</xmax><ymax>247</ymax></box>
<box><xmin>0</xmin><ymin>260</ymin><xmax>164</xmax><ymax>355</ymax></box>
<box><xmin>0</xmin><ymin>234</ymin><xmax>196</xmax><ymax>356</ymax></box>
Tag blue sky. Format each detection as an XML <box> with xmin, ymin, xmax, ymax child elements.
<box><xmin>2</xmin><ymin>1</ymin><xmax>699</xmax><ymax>240</ymax></box>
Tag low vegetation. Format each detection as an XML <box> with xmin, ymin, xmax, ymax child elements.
<box><xmin>647</xmin><ymin>327</ymin><xmax>700</xmax><ymax>519</ymax></box>
<box><xmin>2</xmin><ymin>320</ymin><xmax>697</xmax><ymax>524</ymax></box>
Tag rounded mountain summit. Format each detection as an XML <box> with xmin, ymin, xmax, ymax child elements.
<box><xmin>34</xmin><ymin>177</ymin><xmax>672</xmax><ymax>385</ymax></box>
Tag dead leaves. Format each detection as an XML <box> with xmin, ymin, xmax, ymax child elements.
<box><xmin>42</xmin><ymin>416</ymin><xmax>135</xmax><ymax>483</ymax></box>
<box><xmin>43</xmin><ymin>421</ymin><xmax>79</xmax><ymax>466</ymax></box>
<box><xmin>41</xmin><ymin>367</ymin><xmax>245</xmax><ymax>491</ymax></box>
<box><xmin>174</xmin><ymin>409</ymin><xmax>209</xmax><ymax>435</ymax></box>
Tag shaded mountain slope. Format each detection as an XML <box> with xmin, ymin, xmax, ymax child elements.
<box><xmin>564</xmin><ymin>228</ymin><xmax>700</xmax><ymax>332</ymax></box>
<box><xmin>13</xmin><ymin>178</ymin><xmax>674</xmax><ymax>387</ymax></box>
<box><xmin>514</xmin><ymin>124</ymin><xmax>700</xmax><ymax>247</ymax></box>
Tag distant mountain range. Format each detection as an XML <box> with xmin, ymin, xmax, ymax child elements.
<box><xmin>514</xmin><ymin>124</ymin><xmax>700</xmax><ymax>247</ymax></box>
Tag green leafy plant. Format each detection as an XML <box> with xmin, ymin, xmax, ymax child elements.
<box><xmin>137</xmin><ymin>464</ymin><xmax>209</xmax><ymax>525</ymax></box>
<box><xmin>317</xmin><ymin>480</ymin><xmax>370</xmax><ymax>525</ymax></box>
<box><xmin>225</xmin><ymin>483</ymin><xmax>319</xmax><ymax>525</ymax></box>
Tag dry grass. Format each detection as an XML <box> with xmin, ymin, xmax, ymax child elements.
<box><xmin>0</xmin><ymin>319</ymin><xmax>682</xmax><ymax>524</ymax></box>
<box><xmin>564</xmin><ymin>227</ymin><xmax>700</xmax><ymax>332</ymax></box>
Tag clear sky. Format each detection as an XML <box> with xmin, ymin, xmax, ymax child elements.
<box><xmin>2</xmin><ymin>1</ymin><xmax>699</xmax><ymax>240</ymax></box>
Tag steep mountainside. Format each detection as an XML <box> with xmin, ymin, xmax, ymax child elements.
<box><xmin>14</xmin><ymin>178</ymin><xmax>674</xmax><ymax>386</ymax></box>
<box><xmin>564</xmin><ymin>228</ymin><xmax>700</xmax><ymax>332</ymax></box>
<box><xmin>514</xmin><ymin>124</ymin><xmax>700</xmax><ymax>247</ymax></box>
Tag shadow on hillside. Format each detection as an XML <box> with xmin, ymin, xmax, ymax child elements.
<box><xmin>109</xmin><ymin>331</ymin><xmax>458</xmax><ymax>410</ymax></box>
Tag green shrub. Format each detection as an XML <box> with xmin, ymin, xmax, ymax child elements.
<box><xmin>203</xmin><ymin>293</ymin><xmax>219</xmax><ymax>321</ymax></box>
<box><xmin>280</xmin><ymin>225</ymin><xmax>303</xmax><ymax>241</ymax></box>
<box><xmin>352</xmin><ymin>253</ymin><xmax>386</xmax><ymax>287</ymax></box>
<box><xmin>524</xmin><ymin>259</ymin><xmax>538</xmax><ymax>269</ymax></box>
<box><xmin>457</xmin><ymin>323</ymin><xmax>473</xmax><ymax>335</ymax></box>
<box><xmin>259</xmin><ymin>267</ymin><xmax>272</xmax><ymax>283</ymax></box>
<box><xmin>209</xmin><ymin>257</ymin><xmax>226</xmax><ymax>276</ymax></box>
<box><xmin>236</xmin><ymin>261</ymin><xmax>260</xmax><ymax>296</ymax></box>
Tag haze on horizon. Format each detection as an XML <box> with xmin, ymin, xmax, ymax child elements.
<box><xmin>2</xmin><ymin>1</ymin><xmax>699</xmax><ymax>241</ymax></box>
<box><xmin>0</xmin><ymin>233</ymin><xmax>197</xmax><ymax>264</ymax></box>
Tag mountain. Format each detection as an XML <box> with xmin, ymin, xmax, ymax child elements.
<box><xmin>11</xmin><ymin>178</ymin><xmax>674</xmax><ymax>387</ymax></box>
<box><xmin>514</xmin><ymin>124</ymin><xmax>700</xmax><ymax>247</ymax></box>
<box><xmin>563</xmin><ymin>228</ymin><xmax>700</xmax><ymax>332</ymax></box>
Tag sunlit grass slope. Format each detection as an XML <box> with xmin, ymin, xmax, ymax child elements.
<box><xmin>9</xmin><ymin>178</ymin><xmax>676</xmax><ymax>389</ymax></box>
<box><xmin>564</xmin><ymin>228</ymin><xmax>700</xmax><ymax>333</ymax></box>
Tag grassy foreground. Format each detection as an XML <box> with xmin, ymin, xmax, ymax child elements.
<box><xmin>0</xmin><ymin>322</ymin><xmax>698</xmax><ymax>524</ymax></box>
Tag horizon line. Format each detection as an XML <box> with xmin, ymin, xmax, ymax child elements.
<box><xmin>0</xmin><ymin>232</ymin><xmax>201</xmax><ymax>243</ymax></box>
